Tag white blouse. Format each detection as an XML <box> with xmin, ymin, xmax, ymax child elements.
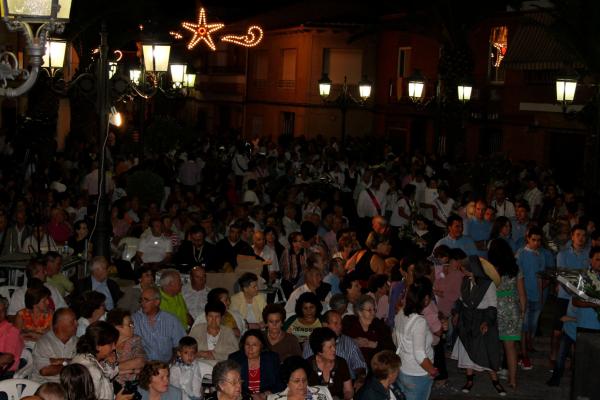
<box><xmin>394</xmin><ymin>312</ymin><xmax>434</xmax><ymax>376</ymax></box>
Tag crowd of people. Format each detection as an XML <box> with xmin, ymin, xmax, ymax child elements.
<box><xmin>0</xmin><ymin>131</ymin><xmax>598</xmax><ymax>400</ymax></box>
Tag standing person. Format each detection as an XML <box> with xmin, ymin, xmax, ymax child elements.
<box><xmin>451</xmin><ymin>256</ymin><xmax>505</xmax><ymax>395</ymax></box>
<box><xmin>433</xmin><ymin>215</ymin><xmax>478</xmax><ymax>257</ymax></box>
<box><xmin>515</xmin><ymin>227</ymin><xmax>546</xmax><ymax>369</ymax></box>
<box><xmin>489</xmin><ymin>216</ymin><xmax>517</xmax><ymax>253</ymax></box>
<box><xmin>489</xmin><ymin>238</ymin><xmax>526</xmax><ymax>389</ymax></box>
<box><xmin>491</xmin><ymin>186</ymin><xmax>516</xmax><ymax>219</ymax></box>
<box><xmin>395</xmin><ymin>277</ymin><xmax>437</xmax><ymax>400</ymax></box>
<box><xmin>465</xmin><ymin>200</ymin><xmax>492</xmax><ymax>257</ymax></box>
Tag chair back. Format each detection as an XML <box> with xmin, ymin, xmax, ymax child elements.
<box><xmin>0</xmin><ymin>379</ymin><xmax>40</xmax><ymax>399</ymax></box>
<box><xmin>119</xmin><ymin>237</ymin><xmax>140</xmax><ymax>261</ymax></box>
<box><xmin>0</xmin><ymin>286</ymin><xmax>19</xmax><ymax>301</ymax></box>
<box><xmin>13</xmin><ymin>349</ymin><xmax>33</xmax><ymax>379</ymax></box>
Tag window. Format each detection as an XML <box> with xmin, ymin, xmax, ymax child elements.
<box><xmin>281</xmin><ymin>112</ymin><xmax>295</xmax><ymax>136</ymax></box>
<box><xmin>489</xmin><ymin>26</ymin><xmax>508</xmax><ymax>83</ymax></box>
<box><xmin>323</xmin><ymin>49</ymin><xmax>363</xmax><ymax>84</ymax></box>
<box><xmin>397</xmin><ymin>47</ymin><xmax>411</xmax><ymax>78</ymax></box>
<box><xmin>279</xmin><ymin>49</ymin><xmax>297</xmax><ymax>89</ymax></box>
<box><xmin>253</xmin><ymin>51</ymin><xmax>268</xmax><ymax>88</ymax></box>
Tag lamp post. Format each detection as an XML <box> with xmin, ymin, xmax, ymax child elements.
<box><xmin>0</xmin><ymin>0</ymin><xmax>71</xmax><ymax>97</ymax></box>
<box><xmin>318</xmin><ymin>74</ymin><xmax>372</xmax><ymax>143</ymax></box>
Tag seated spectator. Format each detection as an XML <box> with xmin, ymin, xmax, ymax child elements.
<box><xmin>323</xmin><ymin>257</ymin><xmax>345</xmax><ymax>295</ymax></box>
<box><xmin>45</xmin><ymin>252</ymin><xmax>73</xmax><ymax>297</ymax></box>
<box><xmin>23</xmin><ymin>224</ymin><xmax>59</xmax><ymax>254</ymax></box>
<box><xmin>346</xmin><ymin>232</ymin><xmax>392</xmax><ymax>283</ymax></box>
<box><xmin>342</xmin><ymin>295</ymin><xmax>395</xmax><ymax>366</ymax></box>
<box><xmin>284</xmin><ymin>265</ymin><xmax>332</xmax><ymax>317</ymax></box>
<box><xmin>106</xmin><ymin>308</ymin><xmax>146</xmax><ymax>387</ymax></box>
<box><xmin>175</xmin><ymin>225</ymin><xmax>220</xmax><ymax>273</ymax></box>
<box><xmin>215</xmin><ymin>222</ymin><xmax>254</xmax><ymax>271</ymax></box>
<box><xmin>207</xmin><ymin>288</ymin><xmax>243</xmax><ymax>337</ymax></box>
<box><xmin>170</xmin><ymin>337</ymin><xmax>204</xmax><ymax>400</ymax></box>
<box><xmin>71</xmin><ymin>321</ymin><xmax>120</xmax><ymax>400</ymax></box>
<box><xmin>262</xmin><ymin>304</ymin><xmax>301</xmax><ymax>362</ymax></box>
<box><xmin>356</xmin><ymin>350</ymin><xmax>403</xmax><ymax>400</ymax></box>
<box><xmin>47</xmin><ymin>208</ymin><xmax>72</xmax><ymax>245</ymax></box>
<box><xmin>75</xmin><ymin>291</ymin><xmax>106</xmax><ymax>337</ymax></box>
<box><xmin>132</xmin><ymin>287</ymin><xmax>186</xmax><ymax>363</ymax></box>
<box><xmin>60</xmin><ymin>364</ymin><xmax>99</xmax><ymax>400</ymax></box>
<box><xmin>67</xmin><ymin>220</ymin><xmax>90</xmax><ymax>257</ymax></box>
<box><xmin>366</xmin><ymin>274</ymin><xmax>390</xmax><ymax>321</ymax></box>
<box><xmin>135</xmin><ymin>217</ymin><xmax>173</xmax><ymax>268</ymax></box>
<box><xmin>206</xmin><ymin>359</ymin><xmax>250</xmax><ymax>400</ymax></box>
<box><xmin>138</xmin><ymin>361</ymin><xmax>182</xmax><ymax>400</ymax></box>
<box><xmin>303</xmin><ymin>310</ymin><xmax>367</xmax><ymax>381</ymax></box>
<box><xmin>162</xmin><ymin>215</ymin><xmax>182</xmax><ymax>253</ymax></box>
<box><xmin>8</xmin><ymin>259</ymin><xmax>67</xmax><ymax>317</ymax></box>
<box><xmin>279</xmin><ymin>232</ymin><xmax>308</xmax><ymax>299</ymax></box>
<box><xmin>252</xmin><ymin>230</ymin><xmax>279</xmax><ymax>284</ymax></box>
<box><xmin>32</xmin><ymin>308</ymin><xmax>78</xmax><ymax>383</ymax></box>
<box><xmin>228</xmin><ymin>330</ymin><xmax>285</xmax><ymax>397</ymax></box>
<box><xmin>15</xmin><ymin>284</ymin><xmax>53</xmax><ymax>342</ymax></box>
<box><xmin>2</xmin><ymin>209</ymin><xmax>32</xmax><ymax>255</ymax></box>
<box><xmin>182</xmin><ymin>266</ymin><xmax>211</xmax><ymax>320</ymax></box>
<box><xmin>339</xmin><ymin>272</ymin><xmax>363</xmax><ymax>316</ymax></box>
<box><xmin>328</xmin><ymin>294</ymin><xmax>349</xmax><ymax>317</ymax></box>
<box><xmin>284</xmin><ymin>292</ymin><xmax>323</xmax><ymax>344</ymax></box>
<box><xmin>72</xmin><ymin>256</ymin><xmax>122</xmax><ymax>311</ymax></box>
<box><xmin>230</xmin><ymin>273</ymin><xmax>267</xmax><ymax>330</ymax></box>
<box><xmin>189</xmin><ymin>301</ymin><xmax>238</xmax><ymax>361</ymax></box>
<box><xmin>158</xmin><ymin>269</ymin><xmax>190</xmax><ymax>330</ymax></box>
<box><xmin>35</xmin><ymin>382</ymin><xmax>66</xmax><ymax>400</ymax></box>
<box><xmin>117</xmin><ymin>266</ymin><xmax>155</xmax><ymax>314</ymax></box>
<box><xmin>306</xmin><ymin>328</ymin><xmax>353</xmax><ymax>400</ymax></box>
<box><xmin>0</xmin><ymin>295</ymin><xmax>24</xmax><ymax>378</ymax></box>
<box><xmin>268</xmin><ymin>355</ymin><xmax>333</xmax><ymax>400</ymax></box>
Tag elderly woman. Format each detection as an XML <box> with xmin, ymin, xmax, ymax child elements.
<box><xmin>268</xmin><ymin>356</ymin><xmax>333</xmax><ymax>400</ymax></box>
<box><xmin>15</xmin><ymin>284</ymin><xmax>53</xmax><ymax>342</ymax></box>
<box><xmin>76</xmin><ymin>291</ymin><xmax>107</xmax><ymax>337</ymax></box>
<box><xmin>306</xmin><ymin>328</ymin><xmax>353</xmax><ymax>400</ymax></box>
<box><xmin>228</xmin><ymin>329</ymin><xmax>284</xmax><ymax>399</ymax></box>
<box><xmin>106</xmin><ymin>308</ymin><xmax>146</xmax><ymax>387</ymax></box>
<box><xmin>71</xmin><ymin>321</ymin><xmax>120</xmax><ymax>400</ymax></box>
<box><xmin>189</xmin><ymin>300</ymin><xmax>238</xmax><ymax>360</ymax></box>
<box><xmin>357</xmin><ymin>351</ymin><xmax>404</xmax><ymax>400</ymax></box>
<box><xmin>285</xmin><ymin>292</ymin><xmax>323</xmax><ymax>344</ymax></box>
<box><xmin>206</xmin><ymin>360</ymin><xmax>251</xmax><ymax>400</ymax></box>
<box><xmin>230</xmin><ymin>273</ymin><xmax>267</xmax><ymax>330</ymax></box>
<box><xmin>262</xmin><ymin>304</ymin><xmax>301</xmax><ymax>362</ymax></box>
<box><xmin>138</xmin><ymin>361</ymin><xmax>182</xmax><ymax>400</ymax></box>
<box><xmin>395</xmin><ymin>278</ymin><xmax>438</xmax><ymax>400</ymax></box>
<box><xmin>342</xmin><ymin>295</ymin><xmax>395</xmax><ymax>366</ymax></box>
<box><xmin>207</xmin><ymin>288</ymin><xmax>244</xmax><ymax>337</ymax></box>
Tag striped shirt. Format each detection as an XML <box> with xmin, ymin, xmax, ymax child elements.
<box><xmin>302</xmin><ymin>334</ymin><xmax>367</xmax><ymax>378</ymax></box>
<box><xmin>132</xmin><ymin>310</ymin><xmax>185</xmax><ymax>362</ymax></box>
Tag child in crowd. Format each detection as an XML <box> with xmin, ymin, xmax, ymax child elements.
<box><xmin>170</xmin><ymin>336</ymin><xmax>205</xmax><ymax>400</ymax></box>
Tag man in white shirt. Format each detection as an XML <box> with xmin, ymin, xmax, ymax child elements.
<box><xmin>432</xmin><ymin>186</ymin><xmax>455</xmax><ymax>230</ymax></box>
<box><xmin>356</xmin><ymin>172</ymin><xmax>387</xmax><ymax>219</ymax></box>
<box><xmin>491</xmin><ymin>186</ymin><xmax>516</xmax><ymax>219</ymax></box>
<box><xmin>285</xmin><ymin>266</ymin><xmax>332</xmax><ymax>317</ymax></box>
<box><xmin>252</xmin><ymin>230</ymin><xmax>279</xmax><ymax>283</ymax></box>
<box><xmin>182</xmin><ymin>266</ymin><xmax>211</xmax><ymax>319</ymax></box>
<box><xmin>8</xmin><ymin>259</ymin><xmax>67</xmax><ymax>316</ymax></box>
<box><xmin>136</xmin><ymin>218</ymin><xmax>173</xmax><ymax>266</ymax></box>
<box><xmin>242</xmin><ymin>179</ymin><xmax>260</xmax><ymax>206</ymax></box>
<box><xmin>282</xmin><ymin>204</ymin><xmax>301</xmax><ymax>237</ymax></box>
<box><xmin>523</xmin><ymin>177</ymin><xmax>543</xmax><ymax>219</ymax></box>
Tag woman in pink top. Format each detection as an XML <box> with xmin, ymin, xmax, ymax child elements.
<box><xmin>0</xmin><ymin>296</ymin><xmax>24</xmax><ymax>377</ymax></box>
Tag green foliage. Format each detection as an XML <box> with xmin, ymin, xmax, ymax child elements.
<box><xmin>125</xmin><ymin>170</ymin><xmax>164</xmax><ymax>207</ymax></box>
<box><xmin>143</xmin><ymin>115</ymin><xmax>197</xmax><ymax>154</ymax></box>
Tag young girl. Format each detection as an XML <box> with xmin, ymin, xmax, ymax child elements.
<box><xmin>170</xmin><ymin>337</ymin><xmax>205</xmax><ymax>400</ymax></box>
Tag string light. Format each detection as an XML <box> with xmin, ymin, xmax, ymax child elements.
<box><xmin>169</xmin><ymin>31</ymin><xmax>183</xmax><ymax>40</ymax></box>
<box><xmin>180</xmin><ymin>7</ymin><xmax>224</xmax><ymax>51</ymax></box>
<box><xmin>221</xmin><ymin>25</ymin><xmax>264</xmax><ymax>48</ymax></box>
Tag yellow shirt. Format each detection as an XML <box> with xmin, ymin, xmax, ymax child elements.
<box><xmin>159</xmin><ymin>289</ymin><xmax>189</xmax><ymax>330</ymax></box>
<box><xmin>47</xmin><ymin>274</ymin><xmax>74</xmax><ymax>296</ymax></box>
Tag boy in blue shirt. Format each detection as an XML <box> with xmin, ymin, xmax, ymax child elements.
<box><xmin>516</xmin><ymin>226</ymin><xmax>545</xmax><ymax>370</ymax></box>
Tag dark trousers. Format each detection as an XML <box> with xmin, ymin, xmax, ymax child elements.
<box><xmin>433</xmin><ymin>336</ymin><xmax>448</xmax><ymax>380</ymax></box>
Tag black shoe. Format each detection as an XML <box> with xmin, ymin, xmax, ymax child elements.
<box><xmin>492</xmin><ymin>380</ymin><xmax>507</xmax><ymax>396</ymax></box>
<box><xmin>462</xmin><ymin>375</ymin><xmax>474</xmax><ymax>393</ymax></box>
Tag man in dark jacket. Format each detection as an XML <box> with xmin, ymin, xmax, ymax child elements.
<box><xmin>71</xmin><ymin>256</ymin><xmax>122</xmax><ymax>310</ymax></box>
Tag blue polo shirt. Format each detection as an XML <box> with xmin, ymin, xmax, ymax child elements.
<box><xmin>511</xmin><ymin>220</ymin><xmax>528</xmax><ymax>250</ymax></box>
<box><xmin>516</xmin><ymin>246</ymin><xmax>545</xmax><ymax>301</ymax></box>
<box><xmin>556</xmin><ymin>246</ymin><xmax>590</xmax><ymax>299</ymax></box>
<box><xmin>465</xmin><ymin>218</ymin><xmax>492</xmax><ymax>257</ymax></box>
<box><xmin>434</xmin><ymin>235</ymin><xmax>478</xmax><ymax>256</ymax></box>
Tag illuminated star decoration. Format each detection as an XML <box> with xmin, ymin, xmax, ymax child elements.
<box><xmin>180</xmin><ymin>7</ymin><xmax>224</xmax><ymax>51</ymax></box>
<box><xmin>221</xmin><ymin>26</ymin><xmax>264</xmax><ymax>48</ymax></box>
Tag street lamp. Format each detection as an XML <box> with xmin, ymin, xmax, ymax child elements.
<box><xmin>457</xmin><ymin>82</ymin><xmax>473</xmax><ymax>103</ymax></box>
<box><xmin>408</xmin><ymin>69</ymin><xmax>426</xmax><ymax>102</ymax></box>
<box><xmin>0</xmin><ymin>0</ymin><xmax>72</xmax><ymax>97</ymax></box>
<box><xmin>317</xmin><ymin>73</ymin><xmax>372</xmax><ymax>142</ymax></box>
<box><xmin>556</xmin><ymin>75</ymin><xmax>578</xmax><ymax>110</ymax></box>
<box><xmin>142</xmin><ymin>43</ymin><xmax>171</xmax><ymax>73</ymax></box>
<box><xmin>184</xmin><ymin>73</ymin><xmax>196</xmax><ymax>89</ymax></box>
<box><xmin>169</xmin><ymin>63</ymin><xmax>187</xmax><ymax>88</ymax></box>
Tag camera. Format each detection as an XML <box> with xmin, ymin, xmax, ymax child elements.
<box><xmin>123</xmin><ymin>380</ymin><xmax>142</xmax><ymax>400</ymax></box>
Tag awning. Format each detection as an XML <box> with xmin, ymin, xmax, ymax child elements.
<box><xmin>503</xmin><ymin>12</ymin><xmax>583</xmax><ymax>70</ymax></box>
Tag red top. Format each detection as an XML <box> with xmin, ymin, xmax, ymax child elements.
<box><xmin>248</xmin><ymin>366</ymin><xmax>260</xmax><ymax>394</ymax></box>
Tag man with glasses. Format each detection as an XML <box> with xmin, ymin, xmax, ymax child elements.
<box><xmin>132</xmin><ymin>286</ymin><xmax>185</xmax><ymax>362</ymax></box>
